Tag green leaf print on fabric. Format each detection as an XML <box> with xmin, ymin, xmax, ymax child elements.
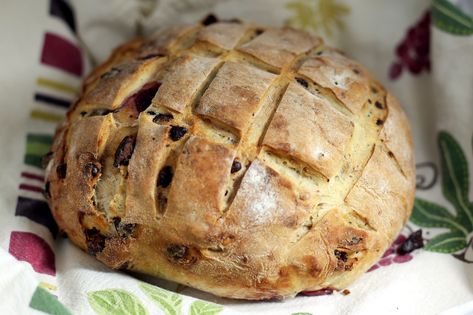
<box><xmin>438</xmin><ymin>131</ymin><xmax>473</xmax><ymax>230</ymax></box>
<box><xmin>425</xmin><ymin>230</ymin><xmax>467</xmax><ymax>253</ymax></box>
<box><xmin>189</xmin><ymin>300</ymin><xmax>224</xmax><ymax>315</ymax></box>
<box><xmin>412</xmin><ymin>198</ymin><xmax>468</xmax><ymax>233</ymax></box>
<box><xmin>29</xmin><ymin>286</ymin><xmax>72</xmax><ymax>315</ymax></box>
<box><xmin>88</xmin><ymin>289</ymin><xmax>148</xmax><ymax>315</ymax></box>
<box><xmin>25</xmin><ymin>133</ymin><xmax>53</xmax><ymax>168</ymax></box>
<box><xmin>291</xmin><ymin>313</ymin><xmax>313</xmax><ymax>315</ymax></box>
<box><xmin>412</xmin><ymin>131</ymin><xmax>473</xmax><ymax>259</ymax></box>
<box><xmin>432</xmin><ymin>0</ymin><xmax>473</xmax><ymax>35</ymax></box>
<box><xmin>140</xmin><ymin>283</ymin><xmax>183</xmax><ymax>315</ymax></box>
<box><xmin>285</xmin><ymin>0</ymin><xmax>350</xmax><ymax>36</ymax></box>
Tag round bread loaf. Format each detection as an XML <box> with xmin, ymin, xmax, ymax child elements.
<box><xmin>45</xmin><ymin>21</ymin><xmax>415</xmax><ymax>300</ymax></box>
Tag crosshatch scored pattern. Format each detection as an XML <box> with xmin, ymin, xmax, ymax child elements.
<box><xmin>45</xmin><ymin>21</ymin><xmax>415</xmax><ymax>300</ymax></box>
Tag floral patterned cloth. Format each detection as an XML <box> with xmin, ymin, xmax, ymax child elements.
<box><xmin>1</xmin><ymin>0</ymin><xmax>473</xmax><ymax>314</ymax></box>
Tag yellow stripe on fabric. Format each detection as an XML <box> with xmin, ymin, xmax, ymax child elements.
<box><xmin>30</xmin><ymin>109</ymin><xmax>63</xmax><ymax>123</ymax></box>
<box><xmin>36</xmin><ymin>77</ymin><xmax>79</xmax><ymax>95</ymax></box>
<box><xmin>39</xmin><ymin>281</ymin><xmax>57</xmax><ymax>292</ymax></box>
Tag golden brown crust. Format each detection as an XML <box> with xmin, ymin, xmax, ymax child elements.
<box><xmin>45</xmin><ymin>22</ymin><xmax>415</xmax><ymax>300</ymax></box>
<box><xmin>196</xmin><ymin>22</ymin><xmax>251</xmax><ymax>51</ymax></box>
<box><xmin>238</xmin><ymin>27</ymin><xmax>322</xmax><ymax>68</ymax></box>
<box><xmin>263</xmin><ymin>82</ymin><xmax>354</xmax><ymax>178</ymax></box>
<box><xmin>139</xmin><ymin>25</ymin><xmax>201</xmax><ymax>57</ymax></box>
<box><xmin>196</xmin><ymin>61</ymin><xmax>277</xmax><ymax>135</ymax></box>
<box><xmin>167</xmin><ymin>137</ymin><xmax>235</xmax><ymax>218</ymax></box>
<box><xmin>381</xmin><ymin>93</ymin><xmax>416</xmax><ymax>184</ymax></box>
<box><xmin>345</xmin><ymin>144</ymin><xmax>413</xmax><ymax>241</ymax></box>
<box><xmin>153</xmin><ymin>54</ymin><xmax>221</xmax><ymax>113</ymax></box>
<box><xmin>298</xmin><ymin>49</ymin><xmax>371</xmax><ymax>113</ymax></box>
<box><xmin>124</xmin><ymin>115</ymin><xmax>171</xmax><ymax>224</ymax></box>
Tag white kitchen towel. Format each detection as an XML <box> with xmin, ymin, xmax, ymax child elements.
<box><xmin>1</xmin><ymin>0</ymin><xmax>473</xmax><ymax>314</ymax></box>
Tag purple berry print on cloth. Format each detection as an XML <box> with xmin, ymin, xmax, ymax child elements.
<box><xmin>393</xmin><ymin>255</ymin><xmax>414</xmax><ymax>264</ymax></box>
<box><xmin>368</xmin><ymin>231</ymin><xmax>421</xmax><ymax>272</ymax></box>
<box><xmin>41</xmin><ymin>32</ymin><xmax>83</xmax><ymax>76</ymax></box>
<box><xmin>389</xmin><ymin>11</ymin><xmax>431</xmax><ymax>80</ymax></box>
<box><xmin>49</xmin><ymin>0</ymin><xmax>77</xmax><ymax>34</ymax></box>
<box><xmin>8</xmin><ymin>231</ymin><xmax>56</xmax><ymax>276</ymax></box>
<box><xmin>15</xmin><ymin>196</ymin><xmax>58</xmax><ymax>237</ymax></box>
<box><xmin>299</xmin><ymin>288</ymin><xmax>334</xmax><ymax>296</ymax></box>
